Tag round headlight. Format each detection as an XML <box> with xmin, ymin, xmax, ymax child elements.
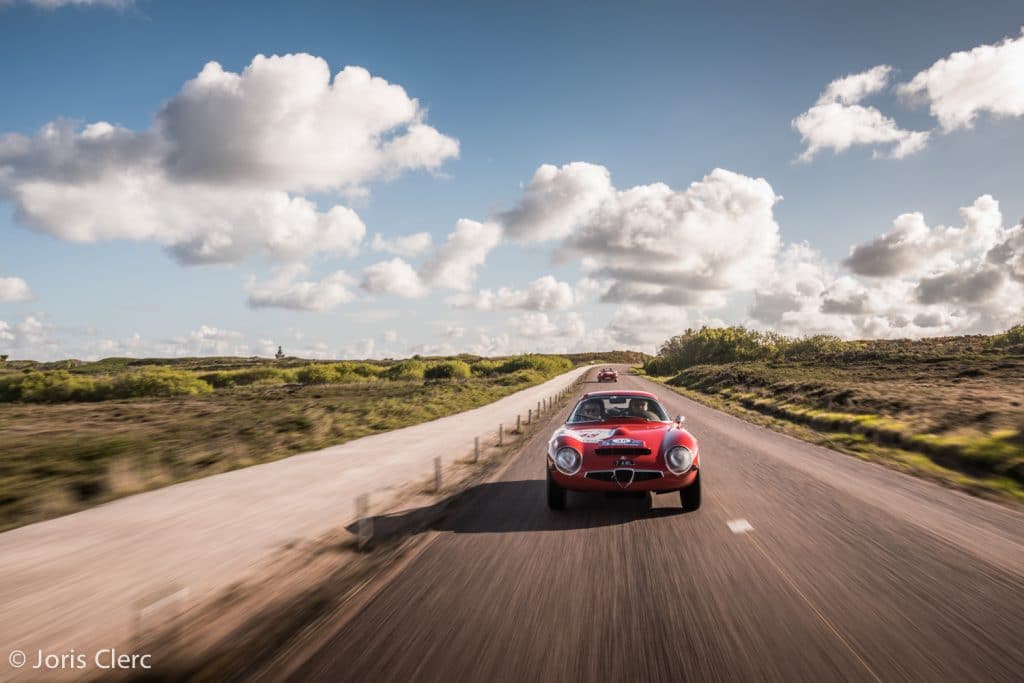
<box><xmin>666</xmin><ymin>446</ymin><xmax>694</xmax><ymax>475</ymax></box>
<box><xmin>554</xmin><ymin>447</ymin><xmax>582</xmax><ymax>475</ymax></box>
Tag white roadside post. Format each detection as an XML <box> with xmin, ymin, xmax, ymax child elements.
<box><xmin>356</xmin><ymin>493</ymin><xmax>372</xmax><ymax>550</ymax></box>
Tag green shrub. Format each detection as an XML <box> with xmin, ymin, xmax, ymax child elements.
<box><xmin>332</xmin><ymin>362</ymin><xmax>383</xmax><ymax>379</ymax></box>
<box><xmin>495</xmin><ymin>369</ymin><xmax>546</xmax><ymax>386</ymax></box>
<box><xmin>17</xmin><ymin>371</ymin><xmax>101</xmax><ymax>402</ymax></box>
<box><xmin>496</xmin><ymin>354</ymin><xmax>573</xmax><ymax>376</ymax></box>
<box><xmin>779</xmin><ymin>335</ymin><xmax>847</xmax><ymax>360</ymax></box>
<box><xmin>111</xmin><ymin>369</ymin><xmax>212</xmax><ymax>398</ymax></box>
<box><xmin>424</xmin><ymin>360</ymin><xmax>472</xmax><ymax>380</ymax></box>
<box><xmin>384</xmin><ymin>359</ymin><xmax>427</xmax><ymax>381</ymax></box>
<box><xmin>296</xmin><ymin>364</ymin><xmax>338</xmax><ymax>384</ymax></box>
<box><xmin>199</xmin><ymin>367</ymin><xmax>291</xmax><ymax>388</ymax></box>
<box><xmin>471</xmin><ymin>359</ymin><xmax>499</xmax><ymax>376</ymax></box>
<box><xmin>989</xmin><ymin>324</ymin><xmax>1024</xmax><ymax>350</ymax></box>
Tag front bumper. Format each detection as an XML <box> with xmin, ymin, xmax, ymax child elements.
<box><xmin>548</xmin><ymin>464</ymin><xmax>698</xmax><ymax>492</ymax></box>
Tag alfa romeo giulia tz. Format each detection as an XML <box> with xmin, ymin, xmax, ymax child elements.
<box><xmin>546</xmin><ymin>390</ymin><xmax>701</xmax><ymax>511</ymax></box>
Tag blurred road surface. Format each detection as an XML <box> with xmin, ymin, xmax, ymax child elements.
<box><xmin>290</xmin><ymin>366</ymin><xmax>1024</xmax><ymax>683</ymax></box>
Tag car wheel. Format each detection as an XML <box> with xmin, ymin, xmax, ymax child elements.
<box><xmin>679</xmin><ymin>473</ymin><xmax>701</xmax><ymax>511</ymax></box>
<box><xmin>547</xmin><ymin>468</ymin><xmax>567</xmax><ymax>510</ymax></box>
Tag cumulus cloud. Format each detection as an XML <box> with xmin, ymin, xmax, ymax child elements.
<box><xmin>749</xmin><ymin>196</ymin><xmax>1024</xmax><ymax>338</ymax></box>
<box><xmin>898</xmin><ymin>29</ymin><xmax>1024</xmax><ymax>131</ymax></box>
<box><xmin>371</xmin><ymin>231</ymin><xmax>433</xmax><ymax>258</ymax></box>
<box><xmin>245</xmin><ymin>265</ymin><xmax>357</xmax><ymax>311</ymax></box>
<box><xmin>0</xmin><ymin>275</ymin><xmax>33</xmax><ymax>302</ymax></box>
<box><xmin>361</xmin><ymin>257</ymin><xmax>430</xmax><ymax>299</ymax></box>
<box><xmin>486</xmin><ymin>164</ymin><xmax>783</xmax><ymax>312</ymax></box>
<box><xmin>498</xmin><ymin>162</ymin><xmax>612</xmax><ymax>241</ymax></box>
<box><xmin>419</xmin><ymin>219</ymin><xmax>502</xmax><ymax>291</ymax></box>
<box><xmin>362</xmin><ymin>219</ymin><xmax>501</xmax><ymax>299</ymax></box>
<box><xmin>0</xmin><ymin>54</ymin><xmax>456</xmax><ymax>266</ymax></box>
<box><xmin>523</xmin><ymin>165</ymin><xmax>781</xmax><ymax>306</ymax></box>
<box><xmin>607</xmin><ymin>304</ymin><xmax>691</xmax><ymax>348</ymax></box>
<box><xmin>158</xmin><ymin>56</ymin><xmax>457</xmax><ymax>191</ymax></box>
<box><xmin>449</xmin><ymin>275</ymin><xmax>575</xmax><ymax>311</ymax></box>
<box><xmin>793</xmin><ymin>65</ymin><xmax>929</xmax><ymax>161</ymax></box>
<box><xmin>843</xmin><ymin>195</ymin><xmax>1003</xmax><ymax>277</ymax></box>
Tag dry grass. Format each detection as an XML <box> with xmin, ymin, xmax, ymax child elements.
<box><xmin>649</xmin><ymin>334</ymin><xmax>1024</xmax><ymax>503</ymax></box>
<box><xmin>0</xmin><ymin>373</ymin><xmax>560</xmax><ymax>531</ymax></box>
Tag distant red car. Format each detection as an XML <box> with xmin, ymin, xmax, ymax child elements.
<box><xmin>597</xmin><ymin>367</ymin><xmax>618</xmax><ymax>382</ymax></box>
<box><xmin>546</xmin><ymin>390</ymin><xmax>701</xmax><ymax>511</ymax></box>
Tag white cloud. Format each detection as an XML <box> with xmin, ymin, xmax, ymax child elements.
<box><xmin>749</xmin><ymin>196</ymin><xmax>1024</xmax><ymax>338</ymax></box>
<box><xmin>361</xmin><ymin>257</ymin><xmax>430</xmax><ymax>299</ymax></box>
<box><xmin>371</xmin><ymin>231</ymin><xmax>433</xmax><ymax>258</ymax></box>
<box><xmin>898</xmin><ymin>29</ymin><xmax>1024</xmax><ymax>131</ymax></box>
<box><xmin>509</xmin><ymin>312</ymin><xmax>587</xmax><ymax>348</ymax></box>
<box><xmin>551</xmin><ymin>166</ymin><xmax>782</xmax><ymax>306</ymax></box>
<box><xmin>159</xmin><ymin>56</ymin><xmax>458</xmax><ymax>192</ymax></box>
<box><xmin>498</xmin><ymin>162</ymin><xmax>612</xmax><ymax>241</ymax></box>
<box><xmin>362</xmin><ymin>219</ymin><xmax>502</xmax><ymax>299</ymax></box>
<box><xmin>843</xmin><ymin>194</ymin><xmax>1003</xmax><ymax>277</ymax></box>
<box><xmin>419</xmin><ymin>219</ymin><xmax>502</xmax><ymax>291</ymax></box>
<box><xmin>0</xmin><ymin>54</ymin><xmax>456</xmax><ymax>266</ymax></box>
<box><xmin>449</xmin><ymin>275</ymin><xmax>575</xmax><ymax>311</ymax></box>
<box><xmin>0</xmin><ymin>275</ymin><xmax>33</xmax><ymax>302</ymax></box>
<box><xmin>607</xmin><ymin>304</ymin><xmax>690</xmax><ymax>348</ymax></box>
<box><xmin>246</xmin><ymin>265</ymin><xmax>357</xmax><ymax>311</ymax></box>
<box><xmin>793</xmin><ymin>65</ymin><xmax>929</xmax><ymax>161</ymax></box>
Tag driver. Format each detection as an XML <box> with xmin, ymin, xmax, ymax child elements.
<box><xmin>578</xmin><ymin>400</ymin><xmax>603</xmax><ymax>421</ymax></box>
<box><xmin>628</xmin><ymin>398</ymin><xmax>658</xmax><ymax>420</ymax></box>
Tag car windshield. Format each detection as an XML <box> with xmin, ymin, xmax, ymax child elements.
<box><xmin>568</xmin><ymin>396</ymin><xmax>670</xmax><ymax>423</ymax></box>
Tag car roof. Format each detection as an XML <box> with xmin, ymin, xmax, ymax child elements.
<box><xmin>581</xmin><ymin>389</ymin><xmax>658</xmax><ymax>400</ymax></box>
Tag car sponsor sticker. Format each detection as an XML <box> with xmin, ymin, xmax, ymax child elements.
<box><xmin>598</xmin><ymin>438</ymin><xmax>645</xmax><ymax>447</ymax></box>
<box><xmin>570</xmin><ymin>429</ymin><xmax>616</xmax><ymax>443</ymax></box>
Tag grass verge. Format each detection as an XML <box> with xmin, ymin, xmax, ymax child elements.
<box><xmin>0</xmin><ymin>360</ymin><xmax>579</xmax><ymax>531</ymax></box>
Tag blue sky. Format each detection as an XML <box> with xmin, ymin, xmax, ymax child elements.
<box><xmin>1</xmin><ymin>0</ymin><xmax>1023</xmax><ymax>359</ymax></box>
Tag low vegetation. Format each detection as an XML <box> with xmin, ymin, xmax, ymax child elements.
<box><xmin>644</xmin><ymin>326</ymin><xmax>1024</xmax><ymax>503</ymax></box>
<box><xmin>0</xmin><ymin>351</ymin><xmax>590</xmax><ymax>530</ymax></box>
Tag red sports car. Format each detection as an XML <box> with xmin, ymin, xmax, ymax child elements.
<box><xmin>546</xmin><ymin>390</ymin><xmax>701</xmax><ymax>511</ymax></box>
<box><xmin>597</xmin><ymin>367</ymin><xmax>618</xmax><ymax>382</ymax></box>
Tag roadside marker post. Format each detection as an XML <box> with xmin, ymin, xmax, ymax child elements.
<box><xmin>537</xmin><ymin>400</ymin><xmax>541</xmax><ymax>416</ymax></box>
<box><xmin>498</xmin><ymin>424</ymin><xmax>504</xmax><ymax>446</ymax></box>
<box><xmin>516</xmin><ymin>414</ymin><xmax>521</xmax><ymax>432</ymax></box>
<box><xmin>434</xmin><ymin>456</ymin><xmax>442</xmax><ymax>492</ymax></box>
<box><xmin>473</xmin><ymin>436</ymin><xmax>480</xmax><ymax>463</ymax></box>
<box><xmin>527</xmin><ymin>408</ymin><xmax>532</xmax><ymax>425</ymax></box>
<box><xmin>356</xmin><ymin>494</ymin><xmax>372</xmax><ymax>550</ymax></box>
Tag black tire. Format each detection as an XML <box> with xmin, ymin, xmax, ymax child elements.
<box><xmin>679</xmin><ymin>472</ymin><xmax>701</xmax><ymax>512</ymax></box>
<box><xmin>547</xmin><ymin>469</ymin><xmax>567</xmax><ymax>510</ymax></box>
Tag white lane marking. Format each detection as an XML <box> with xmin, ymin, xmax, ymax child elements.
<box><xmin>727</xmin><ymin>519</ymin><xmax>754</xmax><ymax>534</ymax></box>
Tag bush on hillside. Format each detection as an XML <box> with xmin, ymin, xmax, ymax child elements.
<box><xmin>497</xmin><ymin>354</ymin><xmax>573</xmax><ymax>376</ymax></box>
<box><xmin>989</xmin><ymin>324</ymin><xmax>1024</xmax><ymax>350</ymax></box>
<box><xmin>111</xmin><ymin>369</ymin><xmax>213</xmax><ymax>398</ymax></box>
<box><xmin>384</xmin><ymin>359</ymin><xmax>427</xmax><ymax>381</ymax></box>
<box><xmin>424</xmin><ymin>360</ymin><xmax>473</xmax><ymax>380</ymax></box>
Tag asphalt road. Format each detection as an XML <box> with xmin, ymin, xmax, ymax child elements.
<box><xmin>288</xmin><ymin>367</ymin><xmax>1024</xmax><ymax>683</ymax></box>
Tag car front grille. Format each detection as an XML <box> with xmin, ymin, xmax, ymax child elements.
<box><xmin>585</xmin><ymin>470</ymin><xmax>663</xmax><ymax>482</ymax></box>
<box><xmin>594</xmin><ymin>447</ymin><xmax>652</xmax><ymax>456</ymax></box>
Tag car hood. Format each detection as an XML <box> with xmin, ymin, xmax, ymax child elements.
<box><xmin>555</xmin><ymin>421</ymin><xmax>683</xmax><ymax>453</ymax></box>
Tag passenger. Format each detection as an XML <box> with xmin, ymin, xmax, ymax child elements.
<box><xmin>628</xmin><ymin>398</ymin><xmax>659</xmax><ymax>421</ymax></box>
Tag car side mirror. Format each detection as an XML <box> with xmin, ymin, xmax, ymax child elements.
<box><xmin>675</xmin><ymin>415</ymin><xmax>685</xmax><ymax>424</ymax></box>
